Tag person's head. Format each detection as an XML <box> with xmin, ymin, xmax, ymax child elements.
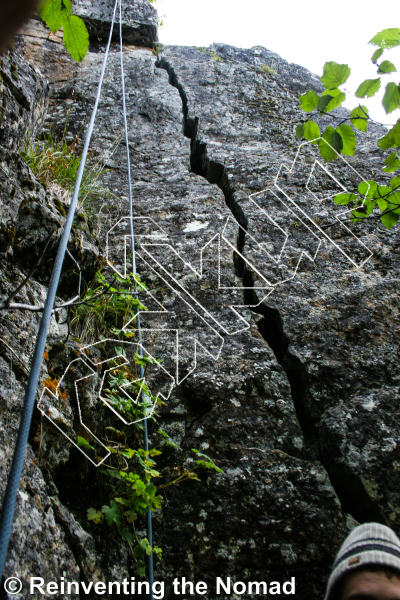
<box><xmin>336</xmin><ymin>565</ymin><xmax>400</xmax><ymax>600</ymax></box>
<box><xmin>325</xmin><ymin>523</ymin><xmax>400</xmax><ymax>600</ymax></box>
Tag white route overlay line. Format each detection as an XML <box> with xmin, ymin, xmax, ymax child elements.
<box><xmin>273</xmin><ymin>139</ymin><xmax>373</xmax><ymax>269</ymax></box>
<box><xmin>38</xmin><ymin>140</ymin><xmax>375</xmax><ymax>464</ymax></box>
<box><xmin>38</xmin><ymin>341</ymin><xmax>175</xmax><ymax>466</ymax></box>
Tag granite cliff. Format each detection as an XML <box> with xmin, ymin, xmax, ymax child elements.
<box><xmin>0</xmin><ymin>1</ymin><xmax>399</xmax><ymax>598</ymax></box>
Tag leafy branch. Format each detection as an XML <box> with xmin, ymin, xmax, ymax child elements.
<box><xmin>297</xmin><ymin>27</ymin><xmax>400</xmax><ymax>228</ymax></box>
<box><xmin>38</xmin><ymin>0</ymin><xmax>89</xmax><ymax>62</ymax></box>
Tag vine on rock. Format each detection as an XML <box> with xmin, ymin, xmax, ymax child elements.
<box><xmin>69</xmin><ymin>273</ymin><xmax>223</xmax><ymax>577</ymax></box>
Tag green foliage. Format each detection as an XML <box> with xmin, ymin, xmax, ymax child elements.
<box><xmin>101</xmin><ymin>347</ymin><xmax>161</xmax><ymax>422</ymax></box>
<box><xmin>377</xmin><ymin>119</ymin><xmax>400</xmax><ymax>150</ymax></box>
<box><xmin>20</xmin><ymin>125</ymin><xmax>115</xmax><ymax>215</ymax></box>
<box><xmin>337</xmin><ymin>123</ymin><xmax>356</xmax><ymax>156</ymax></box>
<box><xmin>38</xmin><ymin>0</ymin><xmax>89</xmax><ymax>62</ymax></box>
<box><xmin>197</xmin><ymin>47</ymin><xmax>224</xmax><ymax>62</ymax></box>
<box><xmin>378</xmin><ymin>60</ymin><xmax>397</xmax><ymax>75</ymax></box>
<box><xmin>297</xmin><ymin>27</ymin><xmax>400</xmax><ymax>228</ymax></box>
<box><xmin>261</xmin><ymin>64</ymin><xmax>277</xmax><ymax>75</ymax></box>
<box><xmin>371</xmin><ymin>48</ymin><xmax>384</xmax><ymax>64</ymax></box>
<box><xmin>334</xmin><ymin>176</ymin><xmax>400</xmax><ymax>228</ymax></box>
<box><xmin>355</xmin><ymin>78</ymin><xmax>381</xmax><ymax>98</ymax></box>
<box><xmin>153</xmin><ymin>43</ymin><xmax>163</xmax><ymax>57</ymax></box>
<box><xmin>318</xmin><ymin>88</ymin><xmax>346</xmax><ymax>112</ymax></box>
<box><xmin>88</xmin><ymin>381</ymin><xmax>223</xmax><ymax>576</ymax></box>
<box><xmin>304</xmin><ymin>121</ymin><xmax>320</xmax><ymax>142</ymax></box>
<box><xmin>299</xmin><ymin>90</ymin><xmax>319</xmax><ymax>112</ymax></box>
<box><xmin>71</xmin><ymin>271</ymin><xmax>147</xmax><ymax>343</ymax></box>
<box><xmin>319</xmin><ymin>126</ymin><xmax>343</xmax><ymax>161</ymax></box>
<box><xmin>77</xmin><ymin>436</ymin><xmax>95</xmax><ymax>451</ymax></box>
<box><xmin>350</xmin><ymin>105</ymin><xmax>369</xmax><ymax>132</ymax></box>
<box><xmin>320</xmin><ymin>61</ymin><xmax>351</xmax><ymax>89</ymax></box>
<box><xmin>382</xmin><ymin>81</ymin><xmax>400</xmax><ymax>114</ymax></box>
<box><xmin>383</xmin><ymin>151</ymin><xmax>400</xmax><ymax>173</ymax></box>
<box><xmin>369</xmin><ymin>28</ymin><xmax>400</xmax><ymax>50</ymax></box>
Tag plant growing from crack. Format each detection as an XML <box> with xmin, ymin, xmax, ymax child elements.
<box><xmin>197</xmin><ymin>47</ymin><xmax>224</xmax><ymax>63</ymax></box>
<box><xmin>69</xmin><ymin>271</ymin><xmax>147</xmax><ymax>344</ymax></box>
<box><xmin>85</xmin><ymin>347</ymin><xmax>223</xmax><ymax>577</ymax></box>
<box><xmin>20</xmin><ymin>124</ymin><xmax>120</xmax><ymax>218</ymax></box>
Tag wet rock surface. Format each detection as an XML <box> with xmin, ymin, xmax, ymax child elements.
<box><xmin>0</xmin><ymin>7</ymin><xmax>397</xmax><ymax>600</ymax></box>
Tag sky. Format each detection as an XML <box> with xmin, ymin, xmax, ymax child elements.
<box><xmin>157</xmin><ymin>0</ymin><xmax>400</xmax><ymax>127</ymax></box>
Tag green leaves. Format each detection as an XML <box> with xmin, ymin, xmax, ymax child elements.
<box><xmin>350</xmin><ymin>105</ymin><xmax>369</xmax><ymax>132</ymax></box>
<box><xmin>318</xmin><ymin>89</ymin><xmax>346</xmax><ymax>112</ymax></box>
<box><xmin>358</xmin><ymin>180</ymin><xmax>378</xmax><ymax>198</ymax></box>
<box><xmin>371</xmin><ymin>48</ymin><xmax>384</xmax><ymax>64</ymax></box>
<box><xmin>102</xmin><ymin>500</ymin><xmax>122</xmax><ymax>527</ymax></box>
<box><xmin>63</xmin><ymin>14</ymin><xmax>89</xmax><ymax>62</ymax></box>
<box><xmin>77</xmin><ymin>436</ymin><xmax>94</xmax><ymax>451</ymax></box>
<box><xmin>290</xmin><ymin>26</ymin><xmax>400</xmax><ymax>227</ymax></box>
<box><xmin>299</xmin><ymin>90</ymin><xmax>320</xmax><ymax>112</ymax></box>
<box><xmin>337</xmin><ymin>123</ymin><xmax>356</xmax><ymax>156</ymax></box>
<box><xmin>133</xmin><ymin>538</ymin><xmax>153</xmax><ymax>559</ymax></box>
<box><xmin>383</xmin><ymin>152</ymin><xmax>400</xmax><ymax>173</ymax></box>
<box><xmin>304</xmin><ymin>121</ymin><xmax>320</xmax><ymax>142</ymax></box>
<box><xmin>295</xmin><ymin>123</ymin><xmax>304</xmax><ymax>140</ymax></box>
<box><xmin>39</xmin><ymin>0</ymin><xmax>63</xmax><ymax>32</ymax></box>
<box><xmin>378</xmin><ymin>60</ymin><xmax>397</xmax><ymax>74</ymax></box>
<box><xmin>332</xmin><ymin>176</ymin><xmax>400</xmax><ymax>229</ymax></box>
<box><xmin>369</xmin><ymin>28</ymin><xmax>400</xmax><ymax>50</ymax></box>
<box><xmin>380</xmin><ymin>211</ymin><xmax>399</xmax><ymax>228</ymax></box>
<box><xmin>355</xmin><ymin>78</ymin><xmax>381</xmax><ymax>98</ymax></box>
<box><xmin>378</xmin><ymin>119</ymin><xmax>400</xmax><ymax>150</ymax></box>
<box><xmin>38</xmin><ymin>0</ymin><xmax>89</xmax><ymax>62</ymax></box>
<box><xmin>382</xmin><ymin>82</ymin><xmax>400</xmax><ymax>114</ymax></box>
<box><xmin>87</xmin><ymin>508</ymin><xmax>104</xmax><ymax>524</ymax></box>
<box><xmin>320</xmin><ymin>61</ymin><xmax>351</xmax><ymax>89</ymax></box>
<box><xmin>334</xmin><ymin>192</ymin><xmax>358</xmax><ymax>205</ymax></box>
<box><xmin>318</xmin><ymin>127</ymin><xmax>343</xmax><ymax>162</ymax></box>
<box><xmin>192</xmin><ymin>449</ymin><xmax>224</xmax><ymax>473</ymax></box>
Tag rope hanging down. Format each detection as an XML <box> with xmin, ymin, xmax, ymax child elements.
<box><xmin>118</xmin><ymin>0</ymin><xmax>154</xmax><ymax>594</ymax></box>
<box><xmin>0</xmin><ymin>0</ymin><xmax>154</xmax><ymax>593</ymax></box>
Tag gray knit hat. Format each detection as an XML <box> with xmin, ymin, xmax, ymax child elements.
<box><xmin>325</xmin><ymin>522</ymin><xmax>400</xmax><ymax>600</ymax></box>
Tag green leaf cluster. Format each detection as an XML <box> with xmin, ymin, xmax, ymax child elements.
<box><xmin>70</xmin><ymin>271</ymin><xmax>147</xmax><ymax>344</ymax></box>
<box><xmin>334</xmin><ymin>176</ymin><xmax>400</xmax><ymax>228</ymax></box>
<box><xmin>38</xmin><ymin>0</ymin><xmax>89</xmax><ymax>62</ymax></box>
<box><xmin>297</xmin><ymin>28</ymin><xmax>400</xmax><ymax>229</ymax></box>
<box><xmin>87</xmin><ymin>369</ymin><xmax>223</xmax><ymax>578</ymax></box>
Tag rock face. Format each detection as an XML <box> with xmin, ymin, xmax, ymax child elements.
<box><xmin>0</xmin><ymin>2</ymin><xmax>398</xmax><ymax>599</ymax></box>
<box><xmin>0</xmin><ymin>49</ymin><xmax>106</xmax><ymax>598</ymax></box>
<box><xmin>73</xmin><ymin>0</ymin><xmax>158</xmax><ymax>46</ymax></box>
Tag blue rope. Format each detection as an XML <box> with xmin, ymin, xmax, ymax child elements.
<box><xmin>118</xmin><ymin>0</ymin><xmax>154</xmax><ymax>595</ymax></box>
<box><xmin>0</xmin><ymin>0</ymin><xmax>119</xmax><ymax>579</ymax></box>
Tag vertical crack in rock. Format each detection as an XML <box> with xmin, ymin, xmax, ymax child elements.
<box><xmin>156</xmin><ymin>54</ymin><xmax>383</xmax><ymax>525</ymax></box>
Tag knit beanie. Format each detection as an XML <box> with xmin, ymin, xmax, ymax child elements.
<box><xmin>325</xmin><ymin>522</ymin><xmax>400</xmax><ymax>600</ymax></box>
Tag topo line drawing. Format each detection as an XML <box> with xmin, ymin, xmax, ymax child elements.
<box><xmin>39</xmin><ymin>140</ymin><xmax>374</xmax><ymax>463</ymax></box>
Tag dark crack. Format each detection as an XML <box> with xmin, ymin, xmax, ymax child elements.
<box><xmin>156</xmin><ymin>52</ymin><xmax>383</xmax><ymax>526</ymax></box>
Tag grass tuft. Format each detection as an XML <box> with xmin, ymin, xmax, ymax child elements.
<box><xmin>20</xmin><ymin>125</ymin><xmax>120</xmax><ymax>217</ymax></box>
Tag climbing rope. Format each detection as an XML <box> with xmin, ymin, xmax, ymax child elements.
<box><xmin>118</xmin><ymin>0</ymin><xmax>154</xmax><ymax>594</ymax></box>
<box><xmin>0</xmin><ymin>0</ymin><xmax>154</xmax><ymax>593</ymax></box>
